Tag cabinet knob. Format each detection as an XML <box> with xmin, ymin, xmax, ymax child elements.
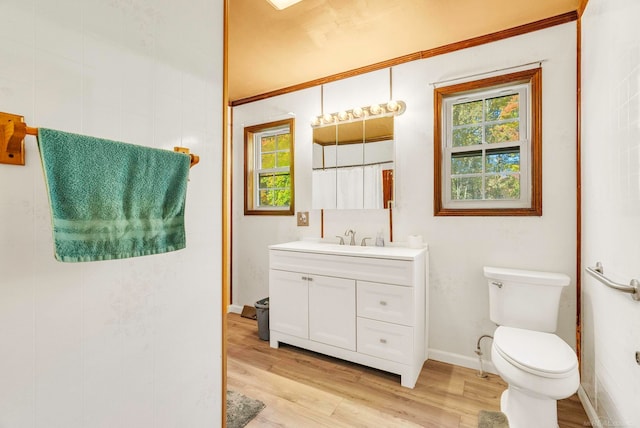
<box><xmin>301</xmin><ymin>276</ymin><xmax>307</xmax><ymax>281</ymax></box>
<box><xmin>379</xmin><ymin>300</ymin><xmax>387</xmax><ymax>306</ymax></box>
<box><xmin>379</xmin><ymin>338</ymin><xmax>387</xmax><ymax>344</ymax></box>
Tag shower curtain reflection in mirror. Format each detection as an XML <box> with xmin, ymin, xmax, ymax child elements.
<box><xmin>312</xmin><ymin>115</ymin><xmax>395</xmax><ymax>210</ymax></box>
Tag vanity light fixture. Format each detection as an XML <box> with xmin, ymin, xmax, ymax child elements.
<box><xmin>266</xmin><ymin>0</ymin><xmax>303</xmax><ymax>10</ymax></box>
<box><xmin>311</xmin><ymin>100</ymin><xmax>406</xmax><ymax>128</ymax></box>
<box><xmin>322</xmin><ymin>113</ymin><xmax>335</xmax><ymax>124</ymax></box>
<box><xmin>386</xmin><ymin>100</ymin><xmax>400</xmax><ymax>112</ymax></box>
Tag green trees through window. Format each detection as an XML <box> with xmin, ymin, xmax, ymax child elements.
<box><xmin>258</xmin><ymin>132</ymin><xmax>292</xmax><ymax>208</ymax></box>
<box><xmin>450</xmin><ymin>93</ymin><xmax>522</xmax><ymax>201</ymax></box>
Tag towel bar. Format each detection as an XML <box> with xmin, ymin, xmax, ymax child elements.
<box><xmin>585</xmin><ymin>262</ymin><xmax>640</xmax><ymax>301</ymax></box>
<box><xmin>1</xmin><ymin>111</ymin><xmax>200</xmax><ymax>168</ymax></box>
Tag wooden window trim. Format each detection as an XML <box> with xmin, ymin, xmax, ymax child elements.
<box><xmin>244</xmin><ymin>118</ymin><xmax>295</xmax><ymax>216</ymax></box>
<box><xmin>434</xmin><ymin>68</ymin><xmax>542</xmax><ymax>216</ymax></box>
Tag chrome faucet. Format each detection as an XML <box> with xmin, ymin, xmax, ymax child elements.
<box><xmin>344</xmin><ymin>229</ymin><xmax>356</xmax><ymax>246</ymax></box>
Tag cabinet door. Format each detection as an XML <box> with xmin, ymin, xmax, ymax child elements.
<box><xmin>269</xmin><ymin>270</ymin><xmax>309</xmax><ymax>339</ymax></box>
<box><xmin>308</xmin><ymin>275</ymin><xmax>356</xmax><ymax>350</ymax></box>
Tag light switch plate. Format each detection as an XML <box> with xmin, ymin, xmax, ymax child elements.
<box><xmin>297</xmin><ymin>211</ymin><xmax>309</xmax><ymax>226</ymax></box>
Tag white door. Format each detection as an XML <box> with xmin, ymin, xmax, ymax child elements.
<box><xmin>308</xmin><ymin>275</ymin><xmax>356</xmax><ymax>350</ymax></box>
<box><xmin>269</xmin><ymin>269</ymin><xmax>308</xmax><ymax>339</ymax></box>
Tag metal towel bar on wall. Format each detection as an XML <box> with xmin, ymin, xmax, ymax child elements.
<box><xmin>585</xmin><ymin>262</ymin><xmax>640</xmax><ymax>301</ymax></box>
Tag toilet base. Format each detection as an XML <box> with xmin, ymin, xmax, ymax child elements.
<box><xmin>501</xmin><ymin>386</ymin><xmax>559</xmax><ymax>428</ymax></box>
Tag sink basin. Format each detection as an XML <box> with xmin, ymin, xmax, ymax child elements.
<box><xmin>320</xmin><ymin>244</ymin><xmax>372</xmax><ymax>252</ymax></box>
<box><xmin>269</xmin><ymin>240</ymin><xmax>427</xmax><ymax>260</ymax></box>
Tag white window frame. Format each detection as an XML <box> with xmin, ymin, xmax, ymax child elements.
<box><xmin>442</xmin><ymin>83</ymin><xmax>531</xmax><ymax>210</ymax></box>
<box><xmin>253</xmin><ymin>124</ymin><xmax>291</xmax><ymax>211</ymax></box>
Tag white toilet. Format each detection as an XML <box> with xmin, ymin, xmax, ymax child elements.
<box><xmin>484</xmin><ymin>266</ymin><xmax>579</xmax><ymax>428</ymax></box>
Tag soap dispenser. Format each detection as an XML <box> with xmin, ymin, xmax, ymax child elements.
<box><xmin>375</xmin><ymin>231</ymin><xmax>385</xmax><ymax>247</ymax></box>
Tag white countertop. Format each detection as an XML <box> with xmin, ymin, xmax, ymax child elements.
<box><xmin>269</xmin><ymin>239</ymin><xmax>428</xmax><ymax>261</ymax></box>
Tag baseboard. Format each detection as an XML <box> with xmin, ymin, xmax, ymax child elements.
<box><xmin>578</xmin><ymin>385</ymin><xmax>599</xmax><ymax>427</ymax></box>
<box><xmin>428</xmin><ymin>348</ymin><xmax>498</xmax><ymax>375</ymax></box>
<box><xmin>227</xmin><ymin>304</ymin><xmax>243</xmax><ymax>314</ymax></box>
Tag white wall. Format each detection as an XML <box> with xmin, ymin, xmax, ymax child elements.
<box><xmin>0</xmin><ymin>0</ymin><xmax>223</xmax><ymax>426</ymax></box>
<box><xmin>232</xmin><ymin>24</ymin><xmax>577</xmax><ymax>370</ymax></box>
<box><xmin>394</xmin><ymin>23</ymin><xmax>577</xmax><ymax>367</ymax></box>
<box><xmin>581</xmin><ymin>0</ymin><xmax>640</xmax><ymax>426</ymax></box>
<box><xmin>232</xmin><ymin>87</ymin><xmax>321</xmax><ymax>308</ymax></box>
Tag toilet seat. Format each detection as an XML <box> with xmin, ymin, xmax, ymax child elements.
<box><xmin>493</xmin><ymin>326</ymin><xmax>577</xmax><ymax>378</ymax></box>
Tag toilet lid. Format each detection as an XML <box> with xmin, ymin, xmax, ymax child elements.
<box><xmin>494</xmin><ymin>326</ymin><xmax>578</xmax><ymax>378</ymax></box>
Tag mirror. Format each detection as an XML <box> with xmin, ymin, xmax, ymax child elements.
<box><xmin>312</xmin><ymin>115</ymin><xmax>395</xmax><ymax>209</ymax></box>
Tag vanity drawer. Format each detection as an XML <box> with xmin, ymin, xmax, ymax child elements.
<box><xmin>357</xmin><ymin>318</ymin><xmax>413</xmax><ymax>364</ymax></box>
<box><xmin>357</xmin><ymin>281</ymin><xmax>414</xmax><ymax>326</ymax></box>
<box><xmin>270</xmin><ymin>250</ymin><xmax>414</xmax><ymax>286</ymax></box>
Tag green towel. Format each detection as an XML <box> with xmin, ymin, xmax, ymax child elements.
<box><xmin>37</xmin><ymin>128</ymin><xmax>191</xmax><ymax>262</ymax></box>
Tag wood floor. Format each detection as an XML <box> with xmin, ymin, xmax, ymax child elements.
<box><xmin>226</xmin><ymin>313</ymin><xmax>589</xmax><ymax>427</ymax></box>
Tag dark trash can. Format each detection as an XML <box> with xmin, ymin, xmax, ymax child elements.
<box><xmin>255</xmin><ymin>297</ymin><xmax>270</xmax><ymax>341</ymax></box>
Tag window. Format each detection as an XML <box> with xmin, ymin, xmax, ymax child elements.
<box><xmin>434</xmin><ymin>68</ymin><xmax>542</xmax><ymax>216</ymax></box>
<box><xmin>244</xmin><ymin>119</ymin><xmax>295</xmax><ymax>215</ymax></box>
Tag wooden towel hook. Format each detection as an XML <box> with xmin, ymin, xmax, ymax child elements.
<box><xmin>0</xmin><ymin>112</ymin><xmax>36</xmax><ymax>166</ymax></box>
<box><xmin>174</xmin><ymin>146</ymin><xmax>200</xmax><ymax>168</ymax></box>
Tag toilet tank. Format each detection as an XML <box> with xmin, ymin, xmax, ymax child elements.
<box><xmin>484</xmin><ymin>266</ymin><xmax>570</xmax><ymax>333</ymax></box>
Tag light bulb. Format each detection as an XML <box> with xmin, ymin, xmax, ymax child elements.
<box><xmin>322</xmin><ymin>113</ymin><xmax>334</xmax><ymax>124</ymax></box>
<box><xmin>337</xmin><ymin>111</ymin><xmax>348</xmax><ymax>121</ymax></box>
<box><xmin>369</xmin><ymin>104</ymin><xmax>381</xmax><ymax>115</ymax></box>
<box><xmin>352</xmin><ymin>107</ymin><xmax>363</xmax><ymax>118</ymax></box>
<box><xmin>387</xmin><ymin>100</ymin><xmax>399</xmax><ymax>112</ymax></box>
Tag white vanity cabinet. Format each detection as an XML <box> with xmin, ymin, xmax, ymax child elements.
<box><xmin>308</xmin><ymin>275</ymin><xmax>356</xmax><ymax>350</ymax></box>
<box><xmin>269</xmin><ymin>270</ymin><xmax>309</xmax><ymax>339</ymax></box>
<box><xmin>269</xmin><ymin>241</ymin><xmax>428</xmax><ymax>388</ymax></box>
<box><xmin>270</xmin><ymin>269</ymin><xmax>356</xmax><ymax>350</ymax></box>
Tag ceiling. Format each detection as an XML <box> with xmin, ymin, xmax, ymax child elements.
<box><xmin>228</xmin><ymin>0</ymin><xmax>580</xmax><ymax>103</ymax></box>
